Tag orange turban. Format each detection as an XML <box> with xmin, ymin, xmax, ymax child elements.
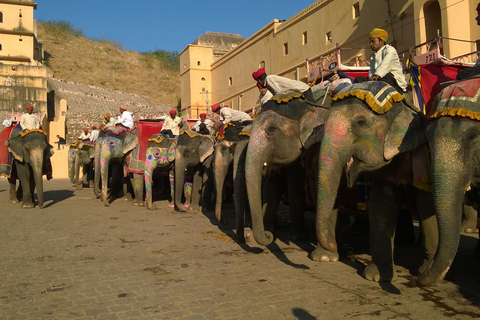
<box><xmin>369</xmin><ymin>28</ymin><xmax>388</xmax><ymax>43</ymax></box>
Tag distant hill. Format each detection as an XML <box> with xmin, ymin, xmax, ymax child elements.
<box><xmin>36</xmin><ymin>21</ymin><xmax>180</xmax><ymax>107</ymax></box>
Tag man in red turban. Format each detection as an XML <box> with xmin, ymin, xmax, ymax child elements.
<box><xmin>192</xmin><ymin>113</ymin><xmax>214</xmax><ymax>135</ymax></box>
<box><xmin>252</xmin><ymin>68</ymin><xmax>315</xmax><ymax>102</ymax></box>
<box><xmin>161</xmin><ymin>109</ymin><xmax>182</xmax><ymax>138</ymax></box>
<box><xmin>20</xmin><ymin>105</ymin><xmax>40</xmax><ymax>130</ymax></box>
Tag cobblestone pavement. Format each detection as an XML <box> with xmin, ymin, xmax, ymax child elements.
<box><xmin>0</xmin><ymin>178</ymin><xmax>479</xmax><ymax>320</ymax></box>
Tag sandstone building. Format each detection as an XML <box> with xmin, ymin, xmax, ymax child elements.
<box><xmin>180</xmin><ymin>0</ymin><xmax>480</xmax><ymax>118</ymax></box>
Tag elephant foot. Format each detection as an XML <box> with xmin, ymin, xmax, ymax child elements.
<box><xmin>132</xmin><ymin>201</ymin><xmax>145</xmax><ymax>207</ymax></box>
<box><xmin>76</xmin><ymin>186</ymin><xmax>83</xmax><ymax>190</ymax></box>
<box><xmin>309</xmin><ymin>246</ymin><xmax>339</xmax><ymax>262</ymax></box>
<box><xmin>9</xmin><ymin>198</ymin><xmax>19</xmax><ymax>204</ymax></box>
<box><xmin>175</xmin><ymin>205</ymin><xmax>188</xmax><ymax>212</ymax></box>
<box><xmin>168</xmin><ymin>204</ymin><xmax>174</xmax><ymax>208</ymax></box>
<box><xmin>21</xmin><ymin>202</ymin><xmax>35</xmax><ymax>209</ymax></box>
<box><xmin>89</xmin><ymin>182</ymin><xmax>94</xmax><ymax>188</ymax></box>
<box><xmin>462</xmin><ymin>227</ymin><xmax>479</xmax><ymax>234</ymax></box>
<box><xmin>363</xmin><ymin>263</ymin><xmax>397</xmax><ymax>282</ymax></box>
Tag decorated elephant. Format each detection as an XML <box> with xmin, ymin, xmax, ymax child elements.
<box><xmin>3</xmin><ymin>127</ymin><xmax>53</xmax><ymax>208</ymax></box>
<box><xmin>214</xmin><ymin>123</ymin><xmax>251</xmax><ymax>241</ymax></box>
<box><xmin>68</xmin><ymin>140</ymin><xmax>95</xmax><ymax>190</ymax></box>
<box><xmin>312</xmin><ymin>82</ymin><xmax>438</xmax><ymax>282</ymax></box>
<box><xmin>245</xmin><ymin>90</ymin><xmax>330</xmax><ymax>246</ymax></box>
<box><xmin>144</xmin><ymin>134</ymin><xmax>177</xmax><ymax>210</ymax></box>
<box><xmin>416</xmin><ymin>77</ymin><xmax>480</xmax><ymax>286</ymax></box>
<box><xmin>98</xmin><ymin>121</ymin><xmax>164</xmax><ymax>207</ymax></box>
<box><xmin>174</xmin><ymin>130</ymin><xmax>215</xmax><ymax>212</ymax></box>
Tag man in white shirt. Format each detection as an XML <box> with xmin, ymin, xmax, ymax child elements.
<box><xmin>78</xmin><ymin>129</ymin><xmax>90</xmax><ymax>141</ymax></box>
<box><xmin>20</xmin><ymin>105</ymin><xmax>41</xmax><ymax>130</ymax></box>
<box><xmin>90</xmin><ymin>126</ymin><xmax>99</xmax><ymax>142</ymax></box>
<box><xmin>192</xmin><ymin>113</ymin><xmax>214</xmax><ymax>135</ymax></box>
<box><xmin>258</xmin><ymin>82</ymin><xmax>273</xmax><ymax>108</ymax></box>
<box><xmin>116</xmin><ymin>105</ymin><xmax>134</xmax><ymax>129</ymax></box>
<box><xmin>161</xmin><ymin>110</ymin><xmax>182</xmax><ymax>138</ymax></box>
<box><xmin>212</xmin><ymin>104</ymin><xmax>252</xmax><ymax>126</ymax></box>
<box><xmin>104</xmin><ymin>113</ymin><xmax>117</xmax><ymax>128</ymax></box>
<box><xmin>354</xmin><ymin>28</ymin><xmax>407</xmax><ymax>93</ymax></box>
<box><xmin>252</xmin><ymin>68</ymin><xmax>315</xmax><ymax>102</ymax></box>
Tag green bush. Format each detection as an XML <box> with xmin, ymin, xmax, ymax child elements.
<box><xmin>140</xmin><ymin>50</ymin><xmax>179</xmax><ymax>70</ymax></box>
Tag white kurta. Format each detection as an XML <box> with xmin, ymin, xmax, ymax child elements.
<box><xmin>163</xmin><ymin>116</ymin><xmax>182</xmax><ymax>136</ymax></box>
<box><xmin>265</xmin><ymin>75</ymin><xmax>310</xmax><ymax>95</ymax></box>
<box><xmin>192</xmin><ymin>119</ymin><xmax>214</xmax><ymax>134</ymax></box>
<box><xmin>369</xmin><ymin>44</ymin><xmax>407</xmax><ymax>92</ymax></box>
<box><xmin>260</xmin><ymin>90</ymin><xmax>273</xmax><ymax>107</ymax></box>
<box><xmin>220</xmin><ymin>108</ymin><xmax>252</xmax><ymax>124</ymax></box>
<box><xmin>79</xmin><ymin>132</ymin><xmax>90</xmax><ymax>140</ymax></box>
<box><xmin>20</xmin><ymin>113</ymin><xmax>40</xmax><ymax>130</ymax></box>
<box><xmin>117</xmin><ymin>111</ymin><xmax>134</xmax><ymax>128</ymax></box>
<box><xmin>90</xmin><ymin>129</ymin><xmax>99</xmax><ymax>142</ymax></box>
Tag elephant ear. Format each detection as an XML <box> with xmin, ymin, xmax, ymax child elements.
<box><xmin>167</xmin><ymin>140</ymin><xmax>177</xmax><ymax>162</ymax></box>
<box><xmin>384</xmin><ymin>103</ymin><xmax>426</xmax><ymax>161</ymax></box>
<box><xmin>199</xmin><ymin>137</ymin><xmax>214</xmax><ymax>163</ymax></box>
<box><xmin>299</xmin><ymin>109</ymin><xmax>325</xmax><ymax>148</ymax></box>
<box><xmin>5</xmin><ymin>137</ymin><xmax>23</xmax><ymax>162</ymax></box>
<box><xmin>123</xmin><ymin>132</ymin><xmax>138</xmax><ymax>154</ymax></box>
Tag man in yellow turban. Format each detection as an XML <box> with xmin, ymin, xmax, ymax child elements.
<box><xmin>354</xmin><ymin>28</ymin><xmax>407</xmax><ymax>93</ymax></box>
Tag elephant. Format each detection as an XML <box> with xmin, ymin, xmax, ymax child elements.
<box><xmin>68</xmin><ymin>140</ymin><xmax>95</xmax><ymax>190</ymax></box>
<box><xmin>311</xmin><ymin>82</ymin><xmax>438</xmax><ymax>283</ymax></box>
<box><xmin>214</xmin><ymin>123</ymin><xmax>250</xmax><ymax>241</ymax></box>
<box><xmin>245</xmin><ymin>90</ymin><xmax>330</xmax><ymax>246</ymax></box>
<box><xmin>416</xmin><ymin>77</ymin><xmax>480</xmax><ymax>286</ymax></box>
<box><xmin>98</xmin><ymin>128</ymin><xmax>138</xmax><ymax>206</ymax></box>
<box><xmin>5</xmin><ymin>130</ymin><xmax>54</xmax><ymax>208</ymax></box>
<box><xmin>144</xmin><ymin>134</ymin><xmax>177</xmax><ymax>210</ymax></box>
<box><xmin>174</xmin><ymin>130</ymin><xmax>215</xmax><ymax>212</ymax></box>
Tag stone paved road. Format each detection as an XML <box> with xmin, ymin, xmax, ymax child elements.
<box><xmin>0</xmin><ymin>178</ymin><xmax>479</xmax><ymax>319</ymax></box>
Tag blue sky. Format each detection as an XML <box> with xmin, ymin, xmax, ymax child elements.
<box><xmin>35</xmin><ymin>0</ymin><xmax>316</xmax><ymax>53</ymax></box>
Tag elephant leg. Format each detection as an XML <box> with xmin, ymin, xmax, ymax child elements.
<box><xmin>233</xmin><ymin>142</ymin><xmax>247</xmax><ymax>242</ymax></box>
<box><xmin>461</xmin><ymin>204</ymin><xmax>478</xmax><ymax>233</ymax></box>
<box><xmin>168</xmin><ymin>168</ymin><xmax>174</xmax><ymax>207</ymax></box>
<box><xmin>122</xmin><ymin>163</ymin><xmax>132</xmax><ymax>201</ymax></box>
<box><xmin>190</xmin><ymin>167</ymin><xmax>202</xmax><ymax>211</ymax></box>
<box><xmin>17</xmin><ymin>162</ymin><xmax>34</xmax><ymax>208</ymax></box>
<box><xmin>202</xmin><ymin>157</ymin><xmax>214</xmax><ymax>211</ymax></box>
<box><xmin>287</xmin><ymin>163</ymin><xmax>307</xmax><ymax>241</ymax></box>
<box><xmin>363</xmin><ymin>180</ymin><xmax>398</xmax><ymax>282</ymax></box>
<box><xmin>8</xmin><ymin>176</ymin><xmax>18</xmax><ymax>203</ymax></box>
<box><xmin>132</xmin><ymin>173</ymin><xmax>145</xmax><ymax>206</ymax></box>
<box><xmin>82</xmin><ymin>164</ymin><xmax>89</xmax><ymax>188</ymax></box>
<box><xmin>262</xmin><ymin>173</ymin><xmax>286</xmax><ymax>235</ymax></box>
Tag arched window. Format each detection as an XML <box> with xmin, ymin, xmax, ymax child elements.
<box><xmin>0</xmin><ymin>12</ymin><xmax>3</xmax><ymax>23</ymax></box>
<box><xmin>424</xmin><ymin>1</ymin><xmax>442</xmax><ymax>41</ymax></box>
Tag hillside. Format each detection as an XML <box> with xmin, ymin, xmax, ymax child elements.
<box><xmin>36</xmin><ymin>22</ymin><xmax>181</xmax><ymax>107</ymax></box>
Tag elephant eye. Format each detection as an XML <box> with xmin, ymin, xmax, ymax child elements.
<box><xmin>267</xmin><ymin>125</ymin><xmax>277</xmax><ymax>134</ymax></box>
<box><xmin>154</xmin><ymin>151</ymin><xmax>161</xmax><ymax>157</ymax></box>
<box><xmin>108</xmin><ymin>140</ymin><xmax>115</xmax><ymax>146</ymax></box>
<box><xmin>354</xmin><ymin>117</ymin><xmax>368</xmax><ymax>128</ymax></box>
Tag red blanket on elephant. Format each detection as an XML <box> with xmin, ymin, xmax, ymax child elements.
<box><xmin>127</xmin><ymin>121</ymin><xmax>164</xmax><ymax>173</ymax></box>
<box><xmin>0</xmin><ymin>125</ymin><xmax>15</xmax><ymax>177</ymax></box>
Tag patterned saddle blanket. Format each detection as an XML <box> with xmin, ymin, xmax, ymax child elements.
<box><xmin>332</xmin><ymin>81</ymin><xmax>404</xmax><ymax>114</ymax></box>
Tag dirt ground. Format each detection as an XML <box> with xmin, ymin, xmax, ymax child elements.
<box><xmin>0</xmin><ymin>178</ymin><xmax>479</xmax><ymax>319</ymax></box>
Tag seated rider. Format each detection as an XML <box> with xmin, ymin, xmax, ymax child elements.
<box><xmin>354</xmin><ymin>28</ymin><xmax>407</xmax><ymax>94</ymax></box>
<box><xmin>192</xmin><ymin>113</ymin><xmax>214</xmax><ymax>135</ymax></box>
<box><xmin>20</xmin><ymin>105</ymin><xmax>41</xmax><ymax>131</ymax></box>
<box><xmin>116</xmin><ymin>105</ymin><xmax>134</xmax><ymax>129</ymax></box>
<box><xmin>212</xmin><ymin>104</ymin><xmax>252</xmax><ymax>126</ymax></box>
<box><xmin>161</xmin><ymin>110</ymin><xmax>182</xmax><ymax>138</ymax></box>
<box><xmin>78</xmin><ymin>129</ymin><xmax>90</xmax><ymax>141</ymax></box>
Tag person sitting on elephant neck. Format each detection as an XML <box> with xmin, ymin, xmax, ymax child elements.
<box><xmin>258</xmin><ymin>82</ymin><xmax>273</xmax><ymax>109</ymax></box>
<box><xmin>457</xmin><ymin>3</ymin><xmax>480</xmax><ymax>81</ymax></box>
<box><xmin>212</xmin><ymin>103</ymin><xmax>252</xmax><ymax>126</ymax></box>
<box><xmin>104</xmin><ymin>113</ymin><xmax>117</xmax><ymax>128</ymax></box>
<box><xmin>160</xmin><ymin>110</ymin><xmax>182</xmax><ymax>138</ymax></box>
<box><xmin>115</xmin><ymin>105</ymin><xmax>134</xmax><ymax>129</ymax></box>
<box><xmin>192</xmin><ymin>113</ymin><xmax>214</xmax><ymax>135</ymax></box>
<box><xmin>20</xmin><ymin>105</ymin><xmax>41</xmax><ymax>131</ymax></box>
<box><xmin>90</xmin><ymin>126</ymin><xmax>99</xmax><ymax>142</ymax></box>
<box><xmin>78</xmin><ymin>128</ymin><xmax>90</xmax><ymax>141</ymax></box>
<box><xmin>353</xmin><ymin>28</ymin><xmax>407</xmax><ymax>94</ymax></box>
<box><xmin>252</xmin><ymin>68</ymin><xmax>315</xmax><ymax>102</ymax></box>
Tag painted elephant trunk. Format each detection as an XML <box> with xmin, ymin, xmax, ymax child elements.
<box><xmin>246</xmin><ymin>135</ymin><xmax>274</xmax><ymax>246</ymax></box>
<box><xmin>214</xmin><ymin>145</ymin><xmax>232</xmax><ymax>223</ymax></box>
<box><xmin>416</xmin><ymin>142</ymin><xmax>464</xmax><ymax>286</ymax></box>
<box><xmin>145</xmin><ymin>158</ymin><xmax>157</xmax><ymax>210</ymax></box>
<box><xmin>101</xmin><ymin>152</ymin><xmax>111</xmax><ymax>206</ymax></box>
<box><xmin>74</xmin><ymin>154</ymin><xmax>82</xmax><ymax>190</ymax></box>
<box><xmin>93</xmin><ymin>143</ymin><xmax>101</xmax><ymax>198</ymax></box>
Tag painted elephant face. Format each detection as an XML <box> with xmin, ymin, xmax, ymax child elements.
<box><xmin>101</xmin><ymin>136</ymin><xmax>124</xmax><ymax>161</ymax></box>
<box><xmin>249</xmin><ymin>97</ymin><xmax>326</xmax><ymax>166</ymax></box>
<box><xmin>6</xmin><ymin>131</ymin><xmax>50</xmax><ymax>163</ymax></box>
<box><xmin>321</xmin><ymin>98</ymin><xmax>424</xmax><ymax>187</ymax></box>
<box><xmin>176</xmin><ymin>134</ymin><xmax>214</xmax><ymax>166</ymax></box>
